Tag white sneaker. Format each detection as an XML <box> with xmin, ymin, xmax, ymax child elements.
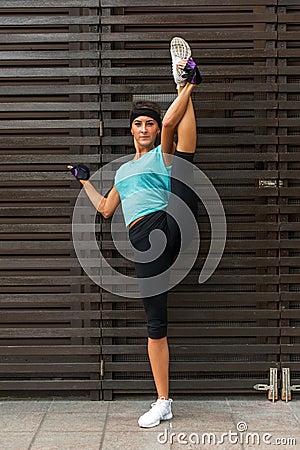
<box><xmin>170</xmin><ymin>37</ymin><xmax>192</xmax><ymax>88</ymax></box>
<box><xmin>138</xmin><ymin>397</ymin><xmax>173</xmax><ymax>428</ymax></box>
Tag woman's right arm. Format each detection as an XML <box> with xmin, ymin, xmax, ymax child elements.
<box><xmin>80</xmin><ymin>181</ymin><xmax>121</xmax><ymax>218</ymax></box>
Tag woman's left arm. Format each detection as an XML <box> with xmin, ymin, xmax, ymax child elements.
<box><xmin>80</xmin><ymin>181</ymin><xmax>121</xmax><ymax>218</ymax></box>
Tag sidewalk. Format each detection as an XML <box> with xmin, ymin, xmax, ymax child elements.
<box><xmin>0</xmin><ymin>395</ymin><xmax>299</xmax><ymax>450</ymax></box>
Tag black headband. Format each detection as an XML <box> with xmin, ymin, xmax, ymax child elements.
<box><xmin>130</xmin><ymin>108</ymin><xmax>162</xmax><ymax>130</ymax></box>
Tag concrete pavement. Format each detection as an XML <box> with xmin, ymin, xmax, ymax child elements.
<box><xmin>0</xmin><ymin>395</ymin><xmax>299</xmax><ymax>449</ymax></box>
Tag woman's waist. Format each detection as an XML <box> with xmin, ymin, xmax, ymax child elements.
<box><xmin>128</xmin><ymin>209</ymin><xmax>167</xmax><ymax>237</ymax></box>
<box><xmin>129</xmin><ymin>215</ymin><xmax>146</xmax><ymax>229</ymax></box>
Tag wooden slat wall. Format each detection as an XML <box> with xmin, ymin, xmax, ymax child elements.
<box><xmin>1</xmin><ymin>1</ymin><xmax>101</xmax><ymax>399</ymax></box>
<box><xmin>2</xmin><ymin>1</ymin><xmax>300</xmax><ymax>400</ymax></box>
<box><xmin>278</xmin><ymin>0</ymin><xmax>300</xmax><ymax>387</ymax></box>
<box><xmin>100</xmin><ymin>1</ymin><xmax>281</xmax><ymax>399</ymax></box>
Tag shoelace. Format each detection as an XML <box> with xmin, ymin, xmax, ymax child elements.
<box><xmin>150</xmin><ymin>399</ymin><xmax>170</xmax><ymax>417</ymax></box>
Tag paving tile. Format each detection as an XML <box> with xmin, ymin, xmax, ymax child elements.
<box><xmin>288</xmin><ymin>400</ymin><xmax>300</xmax><ymax>421</ymax></box>
<box><xmin>105</xmin><ymin>400</ymin><xmax>164</xmax><ymax>431</ymax></box>
<box><xmin>30</xmin><ymin>432</ymin><xmax>102</xmax><ymax>450</ymax></box>
<box><xmin>171</xmin><ymin>444</ymin><xmax>243</xmax><ymax>450</ymax></box>
<box><xmin>170</xmin><ymin>411</ymin><xmax>235</xmax><ymax>431</ymax></box>
<box><xmin>227</xmin><ymin>395</ymin><xmax>262</xmax><ymax>401</ymax></box>
<box><xmin>108</xmin><ymin>399</ymin><xmax>155</xmax><ymax>415</ymax></box>
<box><xmin>241</xmin><ymin>441</ymin><xmax>298</xmax><ymax>450</ymax></box>
<box><xmin>172</xmin><ymin>400</ymin><xmax>231</xmax><ymax>417</ymax></box>
<box><xmin>49</xmin><ymin>400</ymin><xmax>108</xmax><ymax>414</ymax></box>
<box><xmin>0</xmin><ymin>400</ymin><xmax>50</xmax><ymax>414</ymax></box>
<box><xmin>0</xmin><ymin>432</ymin><xmax>34</xmax><ymax>450</ymax></box>
<box><xmin>229</xmin><ymin>399</ymin><xmax>291</xmax><ymax>415</ymax></box>
<box><xmin>39</xmin><ymin>412</ymin><xmax>105</xmax><ymax>433</ymax></box>
<box><xmin>0</xmin><ymin>412</ymin><xmax>44</xmax><ymax>432</ymax></box>
<box><xmin>105</xmin><ymin>415</ymin><xmax>169</xmax><ymax>432</ymax></box>
<box><xmin>231</xmin><ymin>412</ymin><xmax>299</xmax><ymax>431</ymax></box>
<box><xmin>102</xmin><ymin>430</ymin><xmax>171</xmax><ymax>450</ymax></box>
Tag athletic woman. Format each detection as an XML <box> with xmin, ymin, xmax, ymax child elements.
<box><xmin>68</xmin><ymin>37</ymin><xmax>202</xmax><ymax>428</ymax></box>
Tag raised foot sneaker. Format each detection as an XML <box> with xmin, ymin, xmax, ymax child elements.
<box><xmin>138</xmin><ymin>398</ymin><xmax>173</xmax><ymax>428</ymax></box>
<box><xmin>170</xmin><ymin>37</ymin><xmax>192</xmax><ymax>88</ymax></box>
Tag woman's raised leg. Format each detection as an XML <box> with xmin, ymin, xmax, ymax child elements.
<box><xmin>161</xmin><ymin>82</ymin><xmax>196</xmax><ymax>155</ymax></box>
<box><xmin>176</xmin><ymin>85</ymin><xmax>197</xmax><ymax>153</ymax></box>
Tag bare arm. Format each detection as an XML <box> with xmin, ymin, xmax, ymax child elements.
<box><xmin>80</xmin><ymin>180</ymin><xmax>121</xmax><ymax>218</ymax></box>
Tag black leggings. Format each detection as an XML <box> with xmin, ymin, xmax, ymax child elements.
<box><xmin>129</xmin><ymin>150</ymin><xmax>198</xmax><ymax>339</ymax></box>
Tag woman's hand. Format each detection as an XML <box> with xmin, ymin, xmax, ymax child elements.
<box><xmin>67</xmin><ymin>164</ymin><xmax>90</xmax><ymax>181</ymax></box>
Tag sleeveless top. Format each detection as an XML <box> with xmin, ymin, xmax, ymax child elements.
<box><xmin>114</xmin><ymin>145</ymin><xmax>172</xmax><ymax>227</ymax></box>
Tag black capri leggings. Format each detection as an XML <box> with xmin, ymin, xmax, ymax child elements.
<box><xmin>128</xmin><ymin>150</ymin><xmax>198</xmax><ymax>339</ymax></box>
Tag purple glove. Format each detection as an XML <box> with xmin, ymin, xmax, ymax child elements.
<box><xmin>182</xmin><ymin>59</ymin><xmax>203</xmax><ymax>85</ymax></box>
<box><xmin>68</xmin><ymin>164</ymin><xmax>90</xmax><ymax>181</ymax></box>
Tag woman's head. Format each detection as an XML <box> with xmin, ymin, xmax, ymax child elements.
<box><xmin>130</xmin><ymin>101</ymin><xmax>162</xmax><ymax>149</ymax></box>
<box><xmin>130</xmin><ymin>100</ymin><xmax>162</xmax><ymax>129</ymax></box>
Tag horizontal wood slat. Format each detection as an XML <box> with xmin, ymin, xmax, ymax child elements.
<box><xmin>101</xmin><ymin>0</ymin><xmax>276</xmax><ymax>5</ymax></box>
<box><xmin>101</xmin><ymin>13</ymin><xmax>277</xmax><ymax>25</ymax></box>
<box><xmin>1</xmin><ymin>51</ymin><xmax>100</xmax><ymax>59</ymax></box>
<box><xmin>101</xmin><ymin>0</ymin><xmax>277</xmax><ymax>5</ymax></box>
<box><xmin>101</xmin><ymin>379</ymin><xmax>273</xmax><ymax>391</ymax></box>
<box><xmin>0</xmin><ymin>328</ymin><xmax>100</xmax><ymax>338</ymax></box>
<box><xmin>0</xmin><ymin>68</ymin><xmax>100</xmax><ymax>77</ymax></box>
<box><xmin>0</xmin><ymin>16</ymin><xmax>99</xmax><ymax>25</ymax></box>
<box><xmin>0</xmin><ymin>381</ymin><xmax>101</xmax><ymax>391</ymax></box>
<box><xmin>0</xmin><ymin>346</ymin><xmax>100</xmax><ymax>355</ymax></box>
<box><xmin>1</xmin><ymin>1</ymin><xmax>99</xmax><ymax>7</ymax></box>
<box><xmin>101</xmin><ymin>31</ymin><xmax>277</xmax><ymax>42</ymax></box>
<box><xmin>0</xmin><ymin>33</ymin><xmax>98</xmax><ymax>43</ymax></box>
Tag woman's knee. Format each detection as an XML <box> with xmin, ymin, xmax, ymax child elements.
<box><xmin>148</xmin><ymin>336</ymin><xmax>167</xmax><ymax>345</ymax></box>
<box><xmin>147</xmin><ymin>322</ymin><xmax>167</xmax><ymax>340</ymax></box>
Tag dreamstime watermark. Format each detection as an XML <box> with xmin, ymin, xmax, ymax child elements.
<box><xmin>157</xmin><ymin>421</ymin><xmax>297</xmax><ymax>446</ymax></box>
<box><xmin>72</xmin><ymin>153</ymin><xmax>227</xmax><ymax>298</ymax></box>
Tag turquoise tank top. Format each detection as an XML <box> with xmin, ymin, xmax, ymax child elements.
<box><xmin>114</xmin><ymin>145</ymin><xmax>172</xmax><ymax>227</ymax></box>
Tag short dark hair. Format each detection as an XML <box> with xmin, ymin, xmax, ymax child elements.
<box><xmin>130</xmin><ymin>100</ymin><xmax>161</xmax><ymax>118</ymax></box>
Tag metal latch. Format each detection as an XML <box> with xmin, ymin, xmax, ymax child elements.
<box><xmin>100</xmin><ymin>359</ymin><xmax>104</xmax><ymax>377</ymax></box>
<box><xmin>282</xmin><ymin>368</ymin><xmax>300</xmax><ymax>402</ymax></box>
<box><xmin>259</xmin><ymin>179</ymin><xmax>283</xmax><ymax>188</ymax></box>
<box><xmin>253</xmin><ymin>368</ymin><xmax>278</xmax><ymax>402</ymax></box>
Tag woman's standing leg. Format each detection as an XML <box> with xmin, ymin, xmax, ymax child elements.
<box><xmin>147</xmin><ymin>336</ymin><xmax>169</xmax><ymax>399</ymax></box>
<box><xmin>130</xmin><ymin>214</ymin><xmax>174</xmax><ymax>428</ymax></box>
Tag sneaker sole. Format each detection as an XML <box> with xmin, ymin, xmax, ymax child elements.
<box><xmin>171</xmin><ymin>36</ymin><xmax>192</xmax><ymax>60</ymax></box>
<box><xmin>138</xmin><ymin>412</ymin><xmax>173</xmax><ymax>428</ymax></box>
<box><xmin>170</xmin><ymin>37</ymin><xmax>192</xmax><ymax>79</ymax></box>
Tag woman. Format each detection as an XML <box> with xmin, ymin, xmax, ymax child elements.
<box><xmin>68</xmin><ymin>37</ymin><xmax>202</xmax><ymax>428</ymax></box>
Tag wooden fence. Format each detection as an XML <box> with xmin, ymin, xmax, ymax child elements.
<box><xmin>0</xmin><ymin>0</ymin><xmax>299</xmax><ymax>400</ymax></box>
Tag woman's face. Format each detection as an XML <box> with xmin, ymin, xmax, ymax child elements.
<box><xmin>131</xmin><ymin>116</ymin><xmax>160</xmax><ymax>149</ymax></box>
